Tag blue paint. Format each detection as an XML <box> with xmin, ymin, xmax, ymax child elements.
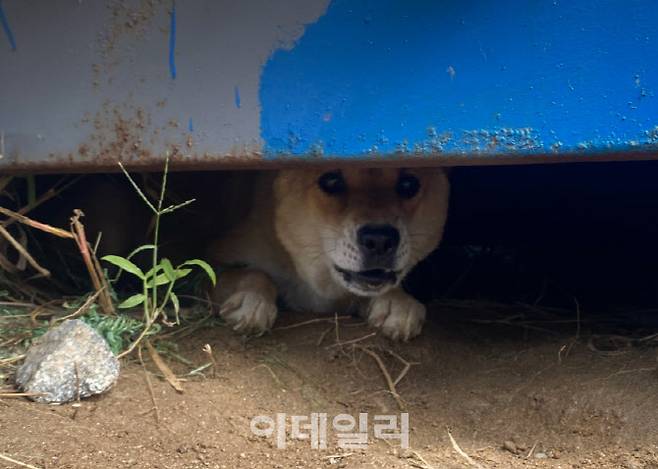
<box><xmin>260</xmin><ymin>0</ymin><xmax>658</xmax><ymax>157</ymax></box>
<box><xmin>168</xmin><ymin>0</ymin><xmax>177</xmax><ymax>80</ymax></box>
<box><xmin>0</xmin><ymin>1</ymin><xmax>17</xmax><ymax>51</ymax></box>
<box><xmin>188</xmin><ymin>117</ymin><xmax>194</xmax><ymax>132</ymax></box>
<box><xmin>234</xmin><ymin>85</ymin><xmax>241</xmax><ymax>109</ymax></box>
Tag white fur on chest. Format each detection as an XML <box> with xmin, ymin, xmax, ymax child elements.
<box><xmin>282</xmin><ymin>277</ymin><xmax>354</xmax><ymax>313</ymax></box>
<box><xmin>264</xmin><ymin>265</ymin><xmax>355</xmax><ymax>314</ymax></box>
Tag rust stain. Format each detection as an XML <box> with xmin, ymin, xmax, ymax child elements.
<box><xmin>93</xmin><ymin>0</ymin><xmax>164</xmax><ymax>85</ymax></box>
<box><xmin>34</xmin><ymin>99</ymin><xmax>268</xmax><ymax>173</ymax></box>
<box><xmin>5</xmin><ymin>148</ymin><xmax>658</xmax><ymax>176</ymax></box>
<box><xmin>88</xmin><ymin>104</ymin><xmax>151</xmax><ymax>163</ymax></box>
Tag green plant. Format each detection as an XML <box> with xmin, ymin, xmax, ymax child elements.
<box><xmin>81</xmin><ymin>307</ymin><xmax>161</xmax><ymax>355</ymax></box>
<box><xmin>102</xmin><ymin>158</ymin><xmax>216</xmax><ymax>358</ymax></box>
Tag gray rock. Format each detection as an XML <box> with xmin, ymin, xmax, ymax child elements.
<box><xmin>16</xmin><ymin>319</ymin><xmax>119</xmax><ymax>403</ymax></box>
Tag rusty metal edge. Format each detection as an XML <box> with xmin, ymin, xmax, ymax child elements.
<box><xmin>1</xmin><ymin>149</ymin><xmax>658</xmax><ymax>175</ymax></box>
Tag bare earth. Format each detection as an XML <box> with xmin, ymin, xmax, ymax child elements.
<box><xmin>2</xmin><ymin>302</ymin><xmax>658</xmax><ymax>469</ymax></box>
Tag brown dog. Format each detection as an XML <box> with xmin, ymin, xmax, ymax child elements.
<box><xmin>209</xmin><ymin>167</ymin><xmax>450</xmax><ymax>341</ymax></box>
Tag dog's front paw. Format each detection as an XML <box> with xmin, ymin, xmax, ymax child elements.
<box><xmin>367</xmin><ymin>290</ymin><xmax>426</xmax><ymax>341</ymax></box>
<box><xmin>220</xmin><ymin>291</ymin><xmax>278</xmax><ymax>336</ymax></box>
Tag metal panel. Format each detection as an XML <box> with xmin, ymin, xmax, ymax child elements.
<box><xmin>1</xmin><ymin>0</ymin><xmax>657</xmax><ymax>172</ymax></box>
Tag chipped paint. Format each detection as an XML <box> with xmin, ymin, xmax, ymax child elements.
<box><xmin>0</xmin><ymin>0</ymin><xmax>16</xmax><ymax>51</ymax></box>
<box><xmin>0</xmin><ymin>0</ymin><xmax>329</xmax><ymax>172</ymax></box>
<box><xmin>260</xmin><ymin>0</ymin><xmax>658</xmax><ymax>159</ymax></box>
<box><xmin>1</xmin><ymin>0</ymin><xmax>658</xmax><ymax>173</ymax></box>
<box><xmin>168</xmin><ymin>0</ymin><xmax>176</xmax><ymax>80</ymax></box>
<box><xmin>234</xmin><ymin>86</ymin><xmax>241</xmax><ymax>109</ymax></box>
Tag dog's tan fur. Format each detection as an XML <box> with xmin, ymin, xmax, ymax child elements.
<box><xmin>209</xmin><ymin>167</ymin><xmax>450</xmax><ymax>341</ymax></box>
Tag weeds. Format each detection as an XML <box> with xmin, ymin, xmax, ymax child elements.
<box><xmin>0</xmin><ymin>297</ymin><xmax>161</xmax><ymax>359</ymax></box>
<box><xmin>0</xmin><ymin>161</ymin><xmax>216</xmax><ymax>366</ymax></box>
<box><xmin>81</xmin><ymin>307</ymin><xmax>161</xmax><ymax>355</ymax></box>
<box><xmin>102</xmin><ymin>158</ymin><xmax>216</xmax><ymax>358</ymax></box>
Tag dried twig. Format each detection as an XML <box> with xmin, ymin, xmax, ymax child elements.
<box><xmin>202</xmin><ymin>344</ymin><xmax>218</xmax><ymax>378</ymax></box>
<box><xmin>526</xmin><ymin>441</ymin><xmax>538</xmax><ymax>459</ymax></box>
<box><xmin>117</xmin><ymin>312</ymin><xmax>158</xmax><ymax>359</ymax></box>
<box><xmin>70</xmin><ymin>210</ymin><xmax>114</xmax><ymax>315</ymax></box>
<box><xmin>0</xmin><ymin>453</ymin><xmax>42</xmax><ymax>469</ymax></box>
<box><xmin>0</xmin><ymin>392</ymin><xmax>47</xmax><ymax>399</ymax></box>
<box><xmin>0</xmin><ymin>354</ymin><xmax>25</xmax><ymax>367</ymax></box>
<box><xmin>322</xmin><ymin>453</ymin><xmax>354</xmax><ymax>462</ymax></box>
<box><xmin>1</xmin><ymin>176</ymin><xmax>81</xmax><ymax>230</ymax></box>
<box><xmin>253</xmin><ymin>363</ymin><xmax>284</xmax><ymax>387</ymax></box>
<box><xmin>447</xmin><ymin>428</ymin><xmax>484</xmax><ymax>469</ymax></box>
<box><xmin>0</xmin><ymin>301</ymin><xmax>36</xmax><ymax>307</ymax></box>
<box><xmin>145</xmin><ymin>340</ymin><xmax>183</xmax><ymax>393</ymax></box>
<box><xmin>0</xmin><ymin>206</ymin><xmax>74</xmax><ymax>238</ymax></box>
<box><xmin>316</xmin><ymin>326</ymin><xmax>333</xmax><ymax>346</ymax></box>
<box><xmin>326</xmin><ymin>332</ymin><xmax>376</xmax><ymax>348</ymax></box>
<box><xmin>274</xmin><ymin>315</ymin><xmax>352</xmax><ymax>331</ymax></box>
<box><xmin>138</xmin><ymin>345</ymin><xmax>160</xmax><ymax>424</ymax></box>
<box><xmin>355</xmin><ymin>345</ymin><xmax>405</xmax><ymax>411</ymax></box>
<box><xmin>407</xmin><ymin>450</ymin><xmax>435</xmax><ymax>469</ymax></box>
<box><xmin>28</xmin><ymin>299</ymin><xmax>62</xmax><ymax>326</ymax></box>
<box><xmin>0</xmin><ymin>224</ymin><xmax>50</xmax><ymax>277</ymax></box>
<box><xmin>387</xmin><ymin>349</ymin><xmax>419</xmax><ymax>387</ymax></box>
<box><xmin>74</xmin><ymin>362</ymin><xmax>81</xmax><ymax>404</ymax></box>
<box><xmin>54</xmin><ymin>289</ymin><xmax>104</xmax><ymax>323</ymax></box>
<box><xmin>187</xmin><ymin>363</ymin><xmax>213</xmax><ymax>377</ymax></box>
<box><xmin>13</xmin><ymin>225</ymin><xmax>27</xmax><ymax>271</ymax></box>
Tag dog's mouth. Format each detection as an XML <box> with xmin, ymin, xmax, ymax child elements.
<box><xmin>334</xmin><ymin>266</ymin><xmax>398</xmax><ymax>293</ymax></box>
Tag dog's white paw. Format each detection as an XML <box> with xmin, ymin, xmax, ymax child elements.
<box><xmin>220</xmin><ymin>291</ymin><xmax>277</xmax><ymax>336</ymax></box>
<box><xmin>367</xmin><ymin>291</ymin><xmax>426</xmax><ymax>341</ymax></box>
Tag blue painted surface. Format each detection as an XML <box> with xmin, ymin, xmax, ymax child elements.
<box><xmin>260</xmin><ymin>0</ymin><xmax>658</xmax><ymax>158</ymax></box>
<box><xmin>168</xmin><ymin>0</ymin><xmax>177</xmax><ymax>80</ymax></box>
<box><xmin>234</xmin><ymin>85</ymin><xmax>241</xmax><ymax>109</ymax></box>
<box><xmin>0</xmin><ymin>0</ymin><xmax>17</xmax><ymax>51</ymax></box>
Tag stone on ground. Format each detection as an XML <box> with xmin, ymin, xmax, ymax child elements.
<box><xmin>15</xmin><ymin>319</ymin><xmax>120</xmax><ymax>403</ymax></box>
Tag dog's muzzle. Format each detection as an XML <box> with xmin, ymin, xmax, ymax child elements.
<box><xmin>334</xmin><ymin>266</ymin><xmax>398</xmax><ymax>293</ymax></box>
<box><xmin>357</xmin><ymin>224</ymin><xmax>400</xmax><ymax>270</ymax></box>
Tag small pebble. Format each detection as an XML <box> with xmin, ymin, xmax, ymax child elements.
<box><xmin>534</xmin><ymin>452</ymin><xmax>548</xmax><ymax>459</ymax></box>
<box><xmin>503</xmin><ymin>440</ymin><xmax>518</xmax><ymax>454</ymax></box>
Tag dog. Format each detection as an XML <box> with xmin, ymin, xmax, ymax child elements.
<box><xmin>208</xmin><ymin>167</ymin><xmax>450</xmax><ymax>341</ymax></box>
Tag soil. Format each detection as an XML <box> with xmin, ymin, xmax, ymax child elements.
<box><xmin>2</xmin><ymin>302</ymin><xmax>658</xmax><ymax>469</ymax></box>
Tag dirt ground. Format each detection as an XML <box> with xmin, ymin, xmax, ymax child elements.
<box><xmin>2</xmin><ymin>301</ymin><xmax>658</xmax><ymax>469</ymax></box>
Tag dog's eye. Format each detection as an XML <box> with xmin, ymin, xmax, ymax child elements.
<box><xmin>396</xmin><ymin>173</ymin><xmax>420</xmax><ymax>199</ymax></box>
<box><xmin>318</xmin><ymin>171</ymin><xmax>347</xmax><ymax>195</ymax></box>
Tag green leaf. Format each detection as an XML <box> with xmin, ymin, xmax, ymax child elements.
<box><xmin>102</xmin><ymin>255</ymin><xmax>145</xmax><ymax>279</ymax></box>
<box><xmin>126</xmin><ymin>244</ymin><xmax>156</xmax><ymax>260</ymax></box>
<box><xmin>145</xmin><ymin>265</ymin><xmax>174</xmax><ymax>287</ymax></box>
<box><xmin>179</xmin><ymin>259</ymin><xmax>216</xmax><ymax>286</ymax></box>
<box><xmin>150</xmin><ymin>273</ymin><xmax>171</xmax><ymax>287</ymax></box>
<box><xmin>175</xmin><ymin>268</ymin><xmax>192</xmax><ymax>279</ymax></box>
<box><xmin>118</xmin><ymin>293</ymin><xmax>146</xmax><ymax>309</ymax></box>
<box><xmin>144</xmin><ymin>265</ymin><xmax>162</xmax><ymax>280</ymax></box>
<box><xmin>161</xmin><ymin>258</ymin><xmax>177</xmax><ymax>282</ymax></box>
<box><xmin>170</xmin><ymin>291</ymin><xmax>180</xmax><ymax>315</ymax></box>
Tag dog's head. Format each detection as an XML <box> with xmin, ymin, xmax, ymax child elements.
<box><xmin>273</xmin><ymin>167</ymin><xmax>450</xmax><ymax>298</ymax></box>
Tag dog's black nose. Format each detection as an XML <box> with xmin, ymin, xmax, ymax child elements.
<box><xmin>357</xmin><ymin>224</ymin><xmax>400</xmax><ymax>257</ymax></box>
